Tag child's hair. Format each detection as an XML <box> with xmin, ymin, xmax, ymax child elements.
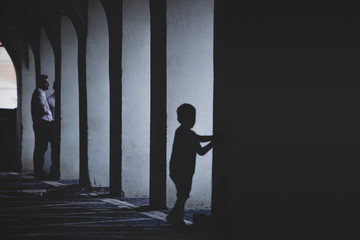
<box><xmin>177</xmin><ymin>103</ymin><xmax>195</xmax><ymax>125</ymax></box>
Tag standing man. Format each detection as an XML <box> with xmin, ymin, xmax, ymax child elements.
<box><xmin>31</xmin><ymin>74</ymin><xmax>53</xmax><ymax>180</ymax></box>
<box><xmin>47</xmin><ymin>81</ymin><xmax>60</xmax><ymax>180</ymax></box>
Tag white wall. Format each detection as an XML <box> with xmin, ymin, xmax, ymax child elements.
<box><xmin>60</xmin><ymin>16</ymin><xmax>80</xmax><ymax>179</ymax></box>
<box><xmin>167</xmin><ymin>0</ymin><xmax>214</xmax><ymax>208</ymax></box>
<box><xmin>21</xmin><ymin>44</ymin><xmax>35</xmax><ymax>171</ymax></box>
<box><xmin>40</xmin><ymin>27</ymin><xmax>55</xmax><ymax>174</ymax></box>
<box><xmin>122</xmin><ymin>0</ymin><xmax>150</xmax><ymax>197</ymax></box>
<box><xmin>87</xmin><ymin>0</ymin><xmax>110</xmax><ymax>187</ymax></box>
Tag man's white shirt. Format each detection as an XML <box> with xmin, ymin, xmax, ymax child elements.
<box><xmin>38</xmin><ymin>88</ymin><xmax>53</xmax><ymax>122</ymax></box>
<box><xmin>47</xmin><ymin>93</ymin><xmax>55</xmax><ymax>121</ymax></box>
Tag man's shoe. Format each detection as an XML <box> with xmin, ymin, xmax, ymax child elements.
<box><xmin>34</xmin><ymin>172</ymin><xmax>47</xmax><ymax>181</ymax></box>
<box><xmin>34</xmin><ymin>175</ymin><xmax>47</xmax><ymax>181</ymax></box>
<box><xmin>49</xmin><ymin>175</ymin><xmax>60</xmax><ymax>180</ymax></box>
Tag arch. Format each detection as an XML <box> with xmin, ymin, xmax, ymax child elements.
<box><xmin>60</xmin><ymin>16</ymin><xmax>80</xmax><ymax>180</ymax></box>
<box><xmin>0</xmin><ymin>44</ymin><xmax>18</xmax><ymax>171</ymax></box>
<box><xmin>62</xmin><ymin>0</ymin><xmax>88</xmax><ymax>41</ymax></box>
<box><xmin>86</xmin><ymin>0</ymin><xmax>110</xmax><ymax>187</ymax></box>
<box><xmin>1</xmin><ymin>16</ymin><xmax>36</xmax><ymax>172</ymax></box>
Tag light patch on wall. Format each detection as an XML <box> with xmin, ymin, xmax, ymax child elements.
<box><xmin>167</xmin><ymin>0</ymin><xmax>214</xmax><ymax>208</ymax></box>
<box><xmin>122</xmin><ymin>0</ymin><xmax>150</xmax><ymax>197</ymax></box>
<box><xmin>0</xmin><ymin>45</ymin><xmax>17</xmax><ymax>109</ymax></box>
<box><xmin>86</xmin><ymin>0</ymin><xmax>110</xmax><ymax>187</ymax></box>
<box><xmin>21</xmin><ymin>43</ymin><xmax>35</xmax><ymax>171</ymax></box>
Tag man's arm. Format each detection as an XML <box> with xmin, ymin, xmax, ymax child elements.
<box><xmin>39</xmin><ymin>92</ymin><xmax>50</xmax><ymax>116</ymax></box>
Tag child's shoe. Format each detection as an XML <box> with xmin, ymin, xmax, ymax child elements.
<box><xmin>166</xmin><ymin>213</ymin><xmax>186</xmax><ymax>227</ymax></box>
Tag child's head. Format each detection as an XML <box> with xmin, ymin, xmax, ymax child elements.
<box><xmin>177</xmin><ymin>103</ymin><xmax>196</xmax><ymax>128</ymax></box>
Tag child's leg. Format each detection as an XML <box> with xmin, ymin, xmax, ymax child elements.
<box><xmin>167</xmin><ymin>196</ymin><xmax>187</xmax><ymax>225</ymax></box>
<box><xmin>168</xmin><ymin>176</ymin><xmax>192</xmax><ymax>224</ymax></box>
<box><xmin>174</xmin><ymin>196</ymin><xmax>186</xmax><ymax>220</ymax></box>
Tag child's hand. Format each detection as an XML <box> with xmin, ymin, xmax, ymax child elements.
<box><xmin>208</xmin><ymin>136</ymin><xmax>215</xmax><ymax>147</ymax></box>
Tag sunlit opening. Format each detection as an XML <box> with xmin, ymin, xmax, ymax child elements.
<box><xmin>0</xmin><ymin>43</ymin><xmax>17</xmax><ymax>109</ymax></box>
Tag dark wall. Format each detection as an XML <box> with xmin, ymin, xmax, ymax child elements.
<box><xmin>0</xmin><ymin>109</ymin><xmax>18</xmax><ymax>171</ymax></box>
<box><xmin>226</xmin><ymin>5</ymin><xmax>360</xmax><ymax>220</ymax></box>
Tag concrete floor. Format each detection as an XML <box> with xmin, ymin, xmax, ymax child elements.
<box><xmin>0</xmin><ymin>172</ymin><xmax>229</xmax><ymax>240</ymax></box>
<box><xmin>2</xmin><ymin>171</ymin><xmax>358</xmax><ymax>239</ymax></box>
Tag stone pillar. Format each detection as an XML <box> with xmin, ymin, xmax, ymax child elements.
<box><xmin>101</xmin><ymin>0</ymin><xmax>124</xmax><ymax>196</ymax></box>
<box><xmin>212</xmin><ymin>0</ymin><xmax>234</xmax><ymax>223</ymax></box>
<box><xmin>149</xmin><ymin>0</ymin><xmax>167</xmax><ymax>209</ymax></box>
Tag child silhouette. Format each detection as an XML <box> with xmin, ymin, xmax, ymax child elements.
<box><xmin>166</xmin><ymin>103</ymin><xmax>214</xmax><ymax>226</ymax></box>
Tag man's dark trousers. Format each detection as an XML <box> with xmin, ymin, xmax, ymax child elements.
<box><xmin>33</xmin><ymin>119</ymin><xmax>50</xmax><ymax>179</ymax></box>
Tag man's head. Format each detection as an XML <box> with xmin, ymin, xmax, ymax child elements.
<box><xmin>37</xmin><ymin>74</ymin><xmax>49</xmax><ymax>90</ymax></box>
<box><xmin>177</xmin><ymin>103</ymin><xmax>196</xmax><ymax>128</ymax></box>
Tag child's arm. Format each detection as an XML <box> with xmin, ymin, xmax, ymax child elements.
<box><xmin>196</xmin><ymin>140</ymin><xmax>214</xmax><ymax>156</ymax></box>
<box><xmin>196</xmin><ymin>135</ymin><xmax>213</xmax><ymax>143</ymax></box>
